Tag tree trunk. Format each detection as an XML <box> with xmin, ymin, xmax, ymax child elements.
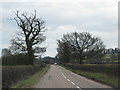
<box><xmin>27</xmin><ymin>45</ymin><xmax>34</xmax><ymax>65</ymax></box>
<box><xmin>79</xmin><ymin>59</ymin><xmax>83</xmax><ymax>64</ymax></box>
<box><xmin>79</xmin><ymin>54</ymin><xmax>83</xmax><ymax>64</ymax></box>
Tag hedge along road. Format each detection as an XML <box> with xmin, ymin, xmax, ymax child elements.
<box><xmin>36</xmin><ymin>65</ymin><xmax>114</xmax><ymax>89</ymax></box>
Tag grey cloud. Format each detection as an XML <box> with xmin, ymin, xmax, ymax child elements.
<box><xmin>1</xmin><ymin>1</ymin><xmax>118</xmax><ymax>57</ymax></box>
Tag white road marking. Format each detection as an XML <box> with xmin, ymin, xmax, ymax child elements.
<box><xmin>71</xmin><ymin>82</ymin><xmax>75</xmax><ymax>85</ymax></box>
<box><xmin>62</xmin><ymin>72</ymin><xmax>67</xmax><ymax>79</ymax></box>
<box><xmin>76</xmin><ymin>86</ymin><xmax>80</xmax><ymax>88</ymax></box>
<box><xmin>76</xmin><ymin>86</ymin><xmax>82</xmax><ymax>90</ymax></box>
<box><xmin>61</xmin><ymin>72</ymin><xmax>82</xmax><ymax>90</ymax></box>
<box><xmin>67</xmin><ymin>79</ymin><xmax>70</xmax><ymax>81</ymax></box>
<box><xmin>61</xmin><ymin>72</ymin><xmax>64</xmax><ymax>76</ymax></box>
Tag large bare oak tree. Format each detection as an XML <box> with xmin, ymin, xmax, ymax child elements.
<box><xmin>10</xmin><ymin>11</ymin><xmax>46</xmax><ymax>65</ymax></box>
<box><xmin>57</xmin><ymin>32</ymin><xmax>105</xmax><ymax>64</ymax></box>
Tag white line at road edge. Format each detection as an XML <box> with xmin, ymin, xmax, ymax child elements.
<box><xmin>61</xmin><ymin>72</ymin><xmax>82</xmax><ymax>90</ymax></box>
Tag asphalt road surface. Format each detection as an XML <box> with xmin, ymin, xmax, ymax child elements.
<box><xmin>36</xmin><ymin>65</ymin><xmax>113</xmax><ymax>89</ymax></box>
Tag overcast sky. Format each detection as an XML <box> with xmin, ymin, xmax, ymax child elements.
<box><xmin>0</xmin><ymin>0</ymin><xmax>119</xmax><ymax>57</ymax></box>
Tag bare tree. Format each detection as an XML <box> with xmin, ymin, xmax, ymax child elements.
<box><xmin>10</xmin><ymin>11</ymin><xmax>46</xmax><ymax>65</ymax></box>
<box><xmin>57</xmin><ymin>32</ymin><xmax>105</xmax><ymax>64</ymax></box>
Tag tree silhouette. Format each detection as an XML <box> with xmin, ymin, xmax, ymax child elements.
<box><xmin>57</xmin><ymin>32</ymin><xmax>105</xmax><ymax>64</ymax></box>
<box><xmin>10</xmin><ymin>11</ymin><xmax>46</xmax><ymax>65</ymax></box>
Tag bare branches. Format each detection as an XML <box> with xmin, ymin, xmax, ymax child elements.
<box><xmin>11</xmin><ymin>11</ymin><xmax>46</xmax><ymax>63</ymax></box>
<box><xmin>57</xmin><ymin>32</ymin><xmax>105</xmax><ymax>64</ymax></box>
<box><xmin>13</xmin><ymin>10</ymin><xmax>46</xmax><ymax>44</ymax></box>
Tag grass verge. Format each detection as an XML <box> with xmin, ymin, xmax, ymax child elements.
<box><xmin>12</xmin><ymin>64</ymin><xmax>50</xmax><ymax>88</ymax></box>
<box><xmin>61</xmin><ymin>65</ymin><xmax>119</xmax><ymax>89</ymax></box>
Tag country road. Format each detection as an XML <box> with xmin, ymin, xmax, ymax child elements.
<box><xmin>36</xmin><ymin>65</ymin><xmax>114</xmax><ymax>89</ymax></box>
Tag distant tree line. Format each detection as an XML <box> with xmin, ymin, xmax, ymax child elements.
<box><xmin>103</xmin><ymin>48</ymin><xmax>120</xmax><ymax>54</ymax></box>
<box><xmin>104</xmin><ymin>48</ymin><xmax>120</xmax><ymax>63</ymax></box>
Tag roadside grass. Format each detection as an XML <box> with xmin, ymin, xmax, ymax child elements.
<box><xmin>12</xmin><ymin>64</ymin><xmax>50</xmax><ymax>88</ymax></box>
<box><xmin>62</xmin><ymin>65</ymin><xmax>119</xmax><ymax>89</ymax></box>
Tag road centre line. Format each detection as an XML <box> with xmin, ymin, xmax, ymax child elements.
<box><xmin>71</xmin><ymin>82</ymin><xmax>75</xmax><ymax>85</ymax></box>
<box><xmin>67</xmin><ymin>79</ymin><xmax>70</xmax><ymax>81</ymax></box>
<box><xmin>61</xmin><ymin>72</ymin><xmax>82</xmax><ymax>90</ymax></box>
<box><xmin>76</xmin><ymin>86</ymin><xmax>80</xmax><ymax>89</ymax></box>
